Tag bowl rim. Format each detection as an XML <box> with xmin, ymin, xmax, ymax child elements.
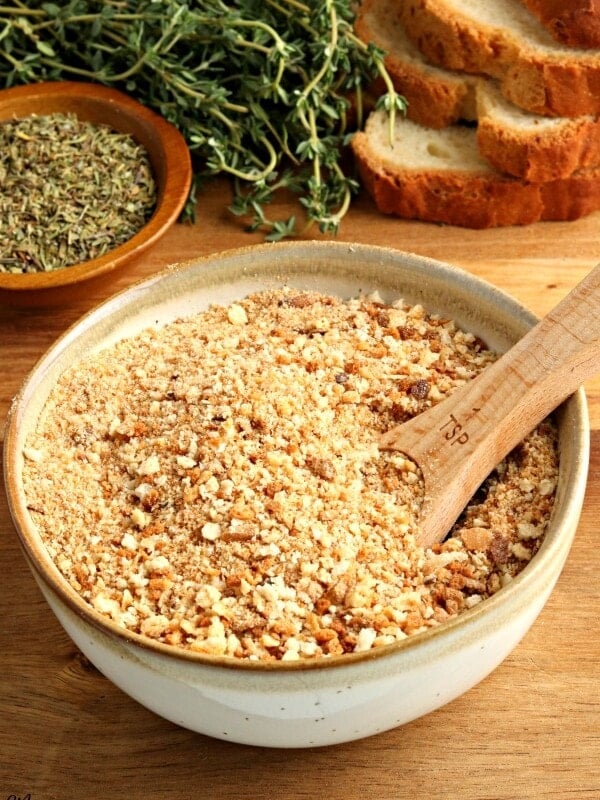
<box><xmin>0</xmin><ymin>80</ymin><xmax>192</xmax><ymax>293</ymax></box>
<box><xmin>3</xmin><ymin>241</ymin><xmax>590</xmax><ymax>672</ymax></box>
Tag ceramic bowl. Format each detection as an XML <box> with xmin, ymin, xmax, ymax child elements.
<box><xmin>4</xmin><ymin>242</ymin><xmax>589</xmax><ymax>748</ymax></box>
<box><xmin>0</xmin><ymin>81</ymin><xmax>192</xmax><ymax>306</ymax></box>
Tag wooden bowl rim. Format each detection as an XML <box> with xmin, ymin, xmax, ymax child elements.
<box><xmin>0</xmin><ymin>80</ymin><xmax>192</xmax><ymax>293</ymax></box>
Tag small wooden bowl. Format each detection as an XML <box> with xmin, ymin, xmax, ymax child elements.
<box><xmin>0</xmin><ymin>81</ymin><xmax>192</xmax><ymax>306</ymax></box>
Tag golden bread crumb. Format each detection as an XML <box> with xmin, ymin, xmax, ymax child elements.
<box><xmin>23</xmin><ymin>289</ymin><xmax>558</xmax><ymax>660</ymax></box>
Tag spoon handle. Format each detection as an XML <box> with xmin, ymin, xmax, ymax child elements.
<box><xmin>381</xmin><ymin>262</ymin><xmax>600</xmax><ymax>548</ymax></box>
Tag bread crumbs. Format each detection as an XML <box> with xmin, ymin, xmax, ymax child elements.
<box><xmin>22</xmin><ymin>288</ymin><xmax>558</xmax><ymax>661</ymax></box>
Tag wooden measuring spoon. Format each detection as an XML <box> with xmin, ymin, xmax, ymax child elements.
<box><xmin>380</xmin><ymin>263</ymin><xmax>600</xmax><ymax>549</ymax></box>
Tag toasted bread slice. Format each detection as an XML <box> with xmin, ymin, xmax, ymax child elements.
<box><xmin>398</xmin><ymin>0</ymin><xmax>600</xmax><ymax>116</ymax></box>
<box><xmin>355</xmin><ymin>0</ymin><xmax>479</xmax><ymax>127</ymax></box>
<box><xmin>476</xmin><ymin>83</ymin><xmax>600</xmax><ymax>180</ymax></box>
<box><xmin>351</xmin><ymin>110</ymin><xmax>600</xmax><ymax>227</ymax></box>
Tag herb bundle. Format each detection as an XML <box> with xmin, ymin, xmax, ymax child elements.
<box><xmin>0</xmin><ymin>0</ymin><xmax>404</xmax><ymax>239</ymax></box>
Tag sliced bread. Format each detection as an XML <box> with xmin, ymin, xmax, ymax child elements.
<box><xmin>518</xmin><ymin>0</ymin><xmax>600</xmax><ymax>49</ymax></box>
<box><xmin>354</xmin><ymin>0</ymin><xmax>479</xmax><ymax>127</ymax></box>
<box><xmin>476</xmin><ymin>84</ymin><xmax>600</xmax><ymax>180</ymax></box>
<box><xmin>399</xmin><ymin>0</ymin><xmax>600</xmax><ymax>117</ymax></box>
<box><xmin>351</xmin><ymin>109</ymin><xmax>600</xmax><ymax>227</ymax></box>
<box><xmin>355</xmin><ymin>0</ymin><xmax>600</xmax><ymax>181</ymax></box>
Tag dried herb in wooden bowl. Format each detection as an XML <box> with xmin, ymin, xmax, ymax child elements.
<box><xmin>0</xmin><ymin>112</ymin><xmax>156</xmax><ymax>274</ymax></box>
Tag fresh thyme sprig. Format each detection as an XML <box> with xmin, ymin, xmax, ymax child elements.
<box><xmin>0</xmin><ymin>0</ymin><xmax>406</xmax><ymax>238</ymax></box>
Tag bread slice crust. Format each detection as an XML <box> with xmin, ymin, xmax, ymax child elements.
<box><xmin>519</xmin><ymin>0</ymin><xmax>600</xmax><ymax>49</ymax></box>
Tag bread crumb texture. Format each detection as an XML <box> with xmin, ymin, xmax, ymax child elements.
<box><xmin>23</xmin><ymin>289</ymin><xmax>558</xmax><ymax>661</ymax></box>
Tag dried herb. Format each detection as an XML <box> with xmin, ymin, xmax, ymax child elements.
<box><xmin>0</xmin><ymin>112</ymin><xmax>156</xmax><ymax>273</ymax></box>
<box><xmin>0</xmin><ymin>1</ymin><xmax>405</xmax><ymax>239</ymax></box>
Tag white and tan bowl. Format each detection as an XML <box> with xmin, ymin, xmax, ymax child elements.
<box><xmin>3</xmin><ymin>242</ymin><xmax>589</xmax><ymax>748</ymax></box>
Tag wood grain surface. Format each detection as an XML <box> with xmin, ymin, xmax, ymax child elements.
<box><xmin>1</xmin><ymin>179</ymin><xmax>599</xmax><ymax>800</ymax></box>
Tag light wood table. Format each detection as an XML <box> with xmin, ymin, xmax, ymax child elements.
<box><xmin>2</xmin><ymin>181</ymin><xmax>599</xmax><ymax>799</ymax></box>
